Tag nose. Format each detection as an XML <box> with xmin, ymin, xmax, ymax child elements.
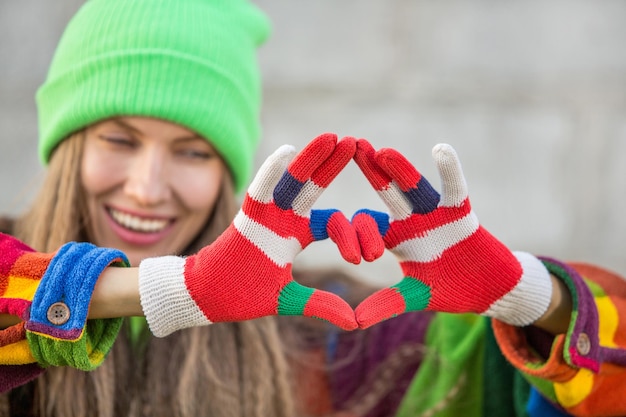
<box><xmin>123</xmin><ymin>147</ymin><xmax>172</xmax><ymax>206</ymax></box>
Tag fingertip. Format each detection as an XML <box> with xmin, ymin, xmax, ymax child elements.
<box><xmin>339</xmin><ymin>135</ymin><xmax>357</xmax><ymax>145</ymax></box>
<box><xmin>335</xmin><ymin>321</ymin><xmax>358</xmax><ymax>332</ymax></box>
<box><xmin>375</xmin><ymin>147</ymin><xmax>402</xmax><ymax>166</ymax></box>
<box><xmin>356</xmin><ymin>316</ymin><xmax>375</xmax><ymax>330</ymax></box>
<box><xmin>337</xmin><ymin>136</ymin><xmax>357</xmax><ymax>157</ymax></box>
<box><xmin>355</xmin><ymin>304</ymin><xmax>380</xmax><ymax>329</ymax></box>
<box><xmin>276</xmin><ymin>143</ymin><xmax>297</xmax><ymax>155</ymax></box>
<box><xmin>318</xmin><ymin>132</ymin><xmax>339</xmax><ymax>142</ymax></box>
<box><xmin>431</xmin><ymin>143</ymin><xmax>458</xmax><ymax>163</ymax></box>
<box><xmin>325</xmin><ymin>211</ymin><xmax>362</xmax><ymax>265</ymax></box>
<box><xmin>431</xmin><ymin>143</ymin><xmax>468</xmax><ymax>206</ymax></box>
<box><xmin>288</xmin><ymin>134</ymin><xmax>337</xmax><ymax>181</ymax></box>
<box><xmin>247</xmin><ymin>145</ymin><xmax>298</xmax><ymax>202</ymax></box>
<box><xmin>352</xmin><ymin>210</ymin><xmax>386</xmax><ymax>261</ymax></box>
<box><xmin>355</xmin><ymin>137</ymin><xmax>372</xmax><ymax>147</ymax></box>
<box><xmin>375</xmin><ymin>147</ymin><xmax>415</xmax><ymax>175</ymax></box>
<box><xmin>338</xmin><ymin>236</ymin><xmax>362</xmax><ymax>265</ymax></box>
<box><xmin>355</xmin><ymin>288</ymin><xmax>406</xmax><ymax>329</ymax></box>
<box><xmin>267</xmin><ymin>145</ymin><xmax>298</xmax><ymax>168</ymax></box>
<box><xmin>311</xmin><ymin>132</ymin><xmax>338</xmax><ymax>151</ymax></box>
<box><xmin>354</xmin><ymin>139</ymin><xmax>376</xmax><ymax>163</ymax></box>
<box><xmin>303</xmin><ymin>290</ymin><xmax>358</xmax><ymax>331</ymax></box>
<box><xmin>338</xmin><ymin>235</ymin><xmax>363</xmax><ymax>265</ymax></box>
<box><xmin>363</xmin><ymin>249</ymin><xmax>384</xmax><ymax>263</ymax></box>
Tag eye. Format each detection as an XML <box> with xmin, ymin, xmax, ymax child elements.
<box><xmin>98</xmin><ymin>135</ymin><xmax>137</xmax><ymax>149</ymax></box>
<box><xmin>176</xmin><ymin>148</ymin><xmax>214</xmax><ymax>160</ymax></box>
<box><xmin>173</xmin><ymin>139</ymin><xmax>217</xmax><ymax>160</ymax></box>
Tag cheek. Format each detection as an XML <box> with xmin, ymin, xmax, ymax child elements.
<box><xmin>81</xmin><ymin>144</ymin><xmax>126</xmax><ymax>196</ymax></box>
<box><xmin>172</xmin><ymin>164</ymin><xmax>225</xmax><ymax>214</ymax></box>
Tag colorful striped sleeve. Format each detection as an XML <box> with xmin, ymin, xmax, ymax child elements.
<box><xmin>0</xmin><ymin>235</ymin><xmax>52</xmax><ymax>390</ymax></box>
<box><xmin>493</xmin><ymin>257</ymin><xmax>626</xmax><ymax>416</ymax></box>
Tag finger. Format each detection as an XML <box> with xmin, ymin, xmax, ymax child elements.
<box><xmin>353</xmin><ymin>139</ymin><xmax>391</xmax><ymax>190</ymax></box>
<box><xmin>309</xmin><ymin>209</ymin><xmax>360</xmax><ymax>264</ymax></box>
<box><xmin>326</xmin><ymin>210</ymin><xmax>361</xmax><ymax>264</ymax></box>
<box><xmin>355</xmin><ymin>288</ymin><xmax>407</xmax><ymax>329</ymax></box>
<box><xmin>247</xmin><ymin>145</ymin><xmax>296</xmax><ymax>203</ymax></box>
<box><xmin>376</xmin><ymin>148</ymin><xmax>440</xmax><ymax>215</ymax></box>
<box><xmin>354</xmin><ymin>139</ymin><xmax>413</xmax><ymax>220</ymax></box>
<box><xmin>356</xmin><ymin>276</ymin><xmax>432</xmax><ymax>328</ymax></box>
<box><xmin>432</xmin><ymin>144</ymin><xmax>469</xmax><ymax>208</ymax></box>
<box><xmin>311</xmin><ymin>136</ymin><xmax>356</xmax><ymax>188</ymax></box>
<box><xmin>277</xmin><ymin>281</ymin><xmax>357</xmax><ymax>331</ymax></box>
<box><xmin>351</xmin><ymin>209</ymin><xmax>388</xmax><ymax>262</ymax></box>
<box><xmin>304</xmin><ymin>289</ymin><xmax>358</xmax><ymax>331</ymax></box>
<box><xmin>292</xmin><ymin>136</ymin><xmax>356</xmax><ymax>216</ymax></box>
<box><xmin>274</xmin><ymin>133</ymin><xmax>337</xmax><ymax>210</ymax></box>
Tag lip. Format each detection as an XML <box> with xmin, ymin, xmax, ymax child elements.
<box><xmin>104</xmin><ymin>206</ymin><xmax>176</xmax><ymax>246</ymax></box>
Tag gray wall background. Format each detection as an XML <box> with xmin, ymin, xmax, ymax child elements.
<box><xmin>1</xmin><ymin>1</ymin><xmax>625</xmax><ymax>285</ymax></box>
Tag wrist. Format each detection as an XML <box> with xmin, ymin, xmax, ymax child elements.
<box><xmin>531</xmin><ymin>273</ymin><xmax>572</xmax><ymax>334</ymax></box>
<box><xmin>138</xmin><ymin>255</ymin><xmax>212</xmax><ymax>337</ymax></box>
<box><xmin>90</xmin><ymin>267</ymin><xmax>143</xmax><ymax>318</ymax></box>
<box><xmin>486</xmin><ymin>251</ymin><xmax>553</xmax><ymax>326</ymax></box>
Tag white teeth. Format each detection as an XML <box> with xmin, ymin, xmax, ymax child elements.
<box><xmin>109</xmin><ymin>208</ymin><xmax>169</xmax><ymax>233</ymax></box>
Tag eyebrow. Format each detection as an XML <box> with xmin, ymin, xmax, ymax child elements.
<box><xmin>109</xmin><ymin>118</ymin><xmax>142</xmax><ymax>134</ymax></box>
<box><xmin>109</xmin><ymin>118</ymin><xmax>205</xmax><ymax>142</ymax></box>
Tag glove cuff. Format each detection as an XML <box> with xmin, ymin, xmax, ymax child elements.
<box><xmin>138</xmin><ymin>256</ymin><xmax>212</xmax><ymax>337</ymax></box>
<box><xmin>25</xmin><ymin>242</ymin><xmax>128</xmax><ymax>370</ymax></box>
<box><xmin>484</xmin><ymin>251</ymin><xmax>552</xmax><ymax>326</ymax></box>
<box><xmin>26</xmin><ymin>242</ymin><xmax>128</xmax><ymax>340</ymax></box>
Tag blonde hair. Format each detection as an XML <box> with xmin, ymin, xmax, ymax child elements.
<box><xmin>8</xmin><ymin>132</ymin><xmax>296</xmax><ymax>417</ymax></box>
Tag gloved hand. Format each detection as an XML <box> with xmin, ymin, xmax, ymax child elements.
<box><xmin>139</xmin><ymin>133</ymin><xmax>361</xmax><ymax>336</ymax></box>
<box><xmin>351</xmin><ymin>139</ymin><xmax>552</xmax><ymax>329</ymax></box>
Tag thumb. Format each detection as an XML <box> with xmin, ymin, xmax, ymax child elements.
<box><xmin>355</xmin><ymin>288</ymin><xmax>407</xmax><ymax>329</ymax></box>
<box><xmin>278</xmin><ymin>281</ymin><xmax>357</xmax><ymax>330</ymax></box>
<box><xmin>310</xmin><ymin>209</ymin><xmax>361</xmax><ymax>264</ymax></box>
<box><xmin>351</xmin><ymin>209</ymin><xmax>389</xmax><ymax>262</ymax></box>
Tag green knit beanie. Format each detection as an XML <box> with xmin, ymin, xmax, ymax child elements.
<box><xmin>36</xmin><ymin>0</ymin><xmax>271</xmax><ymax>192</ymax></box>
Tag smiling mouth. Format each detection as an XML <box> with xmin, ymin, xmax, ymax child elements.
<box><xmin>108</xmin><ymin>208</ymin><xmax>171</xmax><ymax>233</ymax></box>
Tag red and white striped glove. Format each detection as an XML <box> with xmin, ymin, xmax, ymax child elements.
<box><xmin>351</xmin><ymin>140</ymin><xmax>552</xmax><ymax>329</ymax></box>
<box><xmin>139</xmin><ymin>133</ymin><xmax>360</xmax><ymax>336</ymax></box>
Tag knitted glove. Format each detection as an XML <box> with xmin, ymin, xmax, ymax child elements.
<box><xmin>351</xmin><ymin>140</ymin><xmax>552</xmax><ymax>329</ymax></box>
<box><xmin>0</xmin><ymin>233</ymin><xmax>128</xmax><ymax>392</ymax></box>
<box><xmin>139</xmin><ymin>133</ymin><xmax>360</xmax><ymax>337</ymax></box>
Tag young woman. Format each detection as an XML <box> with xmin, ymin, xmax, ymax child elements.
<box><xmin>1</xmin><ymin>0</ymin><xmax>625</xmax><ymax>416</ymax></box>
<box><xmin>1</xmin><ymin>1</ymin><xmax>348</xmax><ymax>415</ymax></box>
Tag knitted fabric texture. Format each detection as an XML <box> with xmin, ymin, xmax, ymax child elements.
<box><xmin>0</xmin><ymin>234</ymin><xmax>128</xmax><ymax>392</ymax></box>
<box><xmin>0</xmin><ymin>234</ymin><xmax>50</xmax><ymax>390</ymax></box>
<box><xmin>36</xmin><ymin>0</ymin><xmax>271</xmax><ymax>192</ymax></box>
<box><xmin>351</xmin><ymin>141</ymin><xmax>552</xmax><ymax>329</ymax></box>
<box><xmin>492</xmin><ymin>260</ymin><xmax>626</xmax><ymax>416</ymax></box>
<box><xmin>139</xmin><ymin>133</ymin><xmax>360</xmax><ymax>337</ymax></box>
<box><xmin>26</xmin><ymin>242</ymin><xmax>129</xmax><ymax>370</ymax></box>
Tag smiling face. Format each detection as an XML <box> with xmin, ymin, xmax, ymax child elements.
<box><xmin>81</xmin><ymin>116</ymin><xmax>226</xmax><ymax>266</ymax></box>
